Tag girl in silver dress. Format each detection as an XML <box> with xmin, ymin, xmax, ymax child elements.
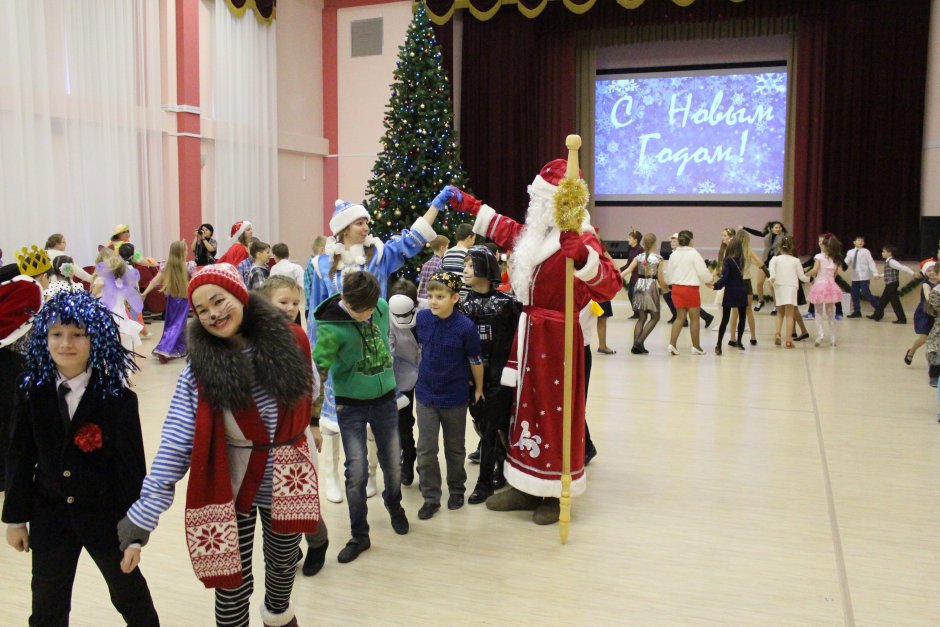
<box><xmin>621</xmin><ymin>233</ymin><xmax>668</xmax><ymax>354</ymax></box>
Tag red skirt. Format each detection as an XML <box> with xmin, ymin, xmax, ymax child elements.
<box><xmin>672</xmin><ymin>284</ymin><xmax>702</xmax><ymax>309</ymax></box>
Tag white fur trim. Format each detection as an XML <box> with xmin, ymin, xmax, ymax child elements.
<box><xmin>529</xmin><ymin>174</ymin><xmax>558</xmax><ymax>200</ymax></box>
<box><xmin>573</xmin><ymin>247</ymin><xmax>601</xmax><ymax>283</ymax></box>
<box><xmin>504</xmin><ymin>461</ymin><xmax>586</xmax><ymax>498</ymax></box>
<box><xmin>500</xmin><ymin>367</ymin><xmax>518</xmax><ymax>388</ymax></box>
<box><xmin>260</xmin><ymin>601</ymin><xmax>295</xmax><ymax>626</ymax></box>
<box><xmin>473</xmin><ymin>205</ymin><xmax>498</xmax><ymax>237</ymax></box>
<box><xmin>330</xmin><ymin>201</ymin><xmax>370</xmax><ymax>235</ymax></box>
<box><xmin>410</xmin><ymin>216</ymin><xmax>436</xmax><ymax>243</ymax></box>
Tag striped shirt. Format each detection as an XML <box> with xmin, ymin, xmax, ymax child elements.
<box><xmin>127</xmin><ymin>364</ymin><xmax>282</xmax><ymax>531</ymax></box>
<box><xmin>441</xmin><ymin>245</ymin><xmax>469</xmax><ymax>273</ymax></box>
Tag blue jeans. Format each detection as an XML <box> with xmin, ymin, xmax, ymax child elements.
<box><xmin>336</xmin><ymin>397</ymin><xmax>402</xmax><ymax>538</ymax></box>
<box><xmin>850</xmin><ymin>279</ymin><xmax>879</xmax><ymax>313</ymax></box>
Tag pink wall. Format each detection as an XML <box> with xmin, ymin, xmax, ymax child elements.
<box><xmin>334</xmin><ymin>2</ymin><xmax>413</xmax><ymax>212</ymax></box>
<box><xmin>276</xmin><ymin>0</ymin><xmax>329</xmax><ymax>261</ymax></box>
<box><xmin>594</xmin><ymin>36</ymin><xmax>791</xmax><ymax>256</ymax></box>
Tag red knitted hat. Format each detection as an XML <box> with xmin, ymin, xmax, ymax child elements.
<box><xmin>187</xmin><ymin>263</ymin><xmax>249</xmax><ymax>308</ymax></box>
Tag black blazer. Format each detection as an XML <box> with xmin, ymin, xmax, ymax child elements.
<box><xmin>714</xmin><ymin>257</ymin><xmax>748</xmax><ymax>308</ymax></box>
<box><xmin>2</xmin><ymin>381</ymin><xmax>147</xmax><ymax>550</ymax></box>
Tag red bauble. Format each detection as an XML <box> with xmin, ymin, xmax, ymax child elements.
<box><xmin>379</xmin><ymin>199</ymin><xmax>388</xmax><ymax>208</ymax></box>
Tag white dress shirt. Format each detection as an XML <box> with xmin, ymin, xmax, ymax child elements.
<box><xmin>270</xmin><ymin>259</ymin><xmax>306</xmax><ymax>291</ymax></box>
<box><xmin>57</xmin><ymin>369</ymin><xmax>92</xmax><ymax>420</ymax></box>
<box><xmin>844</xmin><ymin>247</ymin><xmax>879</xmax><ymax>281</ymax></box>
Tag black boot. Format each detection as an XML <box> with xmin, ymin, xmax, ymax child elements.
<box><xmin>302</xmin><ymin>539</ymin><xmax>329</xmax><ymax>576</ymax></box>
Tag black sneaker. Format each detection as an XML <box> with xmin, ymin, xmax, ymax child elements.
<box><xmin>388</xmin><ymin>506</ymin><xmax>409</xmax><ymax>535</ymax></box>
<box><xmin>337</xmin><ymin>537</ymin><xmax>370</xmax><ymax>564</ymax></box>
<box><xmin>302</xmin><ymin>539</ymin><xmax>329</xmax><ymax>576</ymax></box>
<box><xmin>467</xmin><ymin>447</ymin><xmax>481</xmax><ymax>464</ymax></box>
<box><xmin>491</xmin><ymin>473</ymin><xmax>507</xmax><ymax>490</ymax></box>
<box><xmin>447</xmin><ymin>494</ymin><xmax>464</xmax><ymax>510</ymax></box>
<box><xmin>846</xmin><ymin>312</ymin><xmax>862</xmax><ymax>318</ymax></box>
<box><xmin>418</xmin><ymin>502</ymin><xmax>440</xmax><ymax>520</ymax></box>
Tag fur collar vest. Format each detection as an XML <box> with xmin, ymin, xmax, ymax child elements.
<box><xmin>186</xmin><ymin>295</ymin><xmax>311</xmax><ymax>411</ymax></box>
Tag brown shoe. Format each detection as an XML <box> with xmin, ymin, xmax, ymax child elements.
<box><xmin>533</xmin><ymin>497</ymin><xmax>560</xmax><ymax>525</ymax></box>
<box><xmin>485</xmin><ymin>486</ymin><xmax>540</xmax><ymax>511</ymax></box>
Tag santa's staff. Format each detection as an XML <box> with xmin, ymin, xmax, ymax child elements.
<box><xmin>553</xmin><ymin>134</ymin><xmax>588</xmax><ymax>544</ymax></box>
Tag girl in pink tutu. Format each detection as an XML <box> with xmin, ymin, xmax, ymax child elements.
<box><xmin>806</xmin><ymin>233</ymin><xmax>845</xmax><ymax>346</ymax></box>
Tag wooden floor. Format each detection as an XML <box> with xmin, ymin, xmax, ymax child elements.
<box><xmin>2</xmin><ymin>294</ymin><xmax>939</xmax><ymax>626</ymax></box>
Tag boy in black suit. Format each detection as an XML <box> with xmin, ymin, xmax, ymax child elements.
<box><xmin>3</xmin><ymin>290</ymin><xmax>159</xmax><ymax>626</ymax></box>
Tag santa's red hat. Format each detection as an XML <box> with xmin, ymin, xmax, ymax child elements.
<box><xmin>529</xmin><ymin>158</ymin><xmax>583</xmax><ymax>200</ymax></box>
<box><xmin>230</xmin><ymin>220</ymin><xmax>252</xmax><ymax>242</ymax></box>
<box><xmin>0</xmin><ymin>274</ymin><xmax>43</xmax><ymax>348</ymax></box>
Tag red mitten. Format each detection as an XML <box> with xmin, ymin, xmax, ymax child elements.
<box><xmin>446</xmin><ymin>185</ymin><xmax>482</xmax><ymax>216</ymax></box>
<box><xmin>559</xmin><ymin>231</ymin><xmax>589</xmax><ymax>269</ymax></box>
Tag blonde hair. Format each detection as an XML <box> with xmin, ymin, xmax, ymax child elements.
<box><xmin>161</xmin><ymin>240</ymin><xmax>190</xmax><ymax>299</ymax></box>
<box><xmin>312</xmin><ymin>235</ymin><xmax>327</xmax><ymax>256</ymax></box>
<box><xmin>96</xmin><ymin>247</ymin><xmax>126</xmax><ymax>279</ymax></box>
<box><xmin>737</xmin><ymin>231</ymin><xmax>755</xmax><ymax>274</ymax></box>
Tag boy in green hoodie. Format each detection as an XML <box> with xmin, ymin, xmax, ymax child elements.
<box><xmin>313</xmin><ymin>271</ymin><xmax>408</xmax><ymax>564</ymax></box>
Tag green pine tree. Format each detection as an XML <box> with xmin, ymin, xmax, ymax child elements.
<box><xmin>364</xmin><ymin>2</ymin><xmax>469</xmax><ymax>281</ymax></box>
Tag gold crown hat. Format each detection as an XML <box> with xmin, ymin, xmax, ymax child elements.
<box><xmin>15</xmin><ymin>246</ymin><xmax>52</xmax><ymax>278</ymax></box>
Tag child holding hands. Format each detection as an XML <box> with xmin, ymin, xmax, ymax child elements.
<box><xmin>769</xmin><ymin>236</ymin><xmax>810</xmax><ymax>348</ymax></box>
<box><xmin>3</xmin><ymin>291</ymin><xmax>159</xmax><ymax>626</ymax></box>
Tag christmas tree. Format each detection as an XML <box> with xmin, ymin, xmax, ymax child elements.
<box><xmin>364</xmin><ymin>2</ymin><xmax>469</xmax><ymax>280</ymax></box>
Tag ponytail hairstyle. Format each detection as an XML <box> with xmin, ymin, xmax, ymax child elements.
<box><xmin>777</xmin><ymin>235</ymin><xmax>796</xmax><ymax>255</ymax></box>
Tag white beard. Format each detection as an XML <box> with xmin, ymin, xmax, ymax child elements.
<box><xmin>508</xmin><ymin>188</ymin><xmax>559</xmax><ymax>304</ymax></box>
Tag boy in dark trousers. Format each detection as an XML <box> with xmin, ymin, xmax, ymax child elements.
<box><xmin>459</xmin><ymin>247</ymin><xmax>520</xmax><ymax>504</ymax></box>
<box><xmin>414</xmin><ymin>271</ymin><xmax>484</xmax><ymax>520</ymax></box>
<box><xmin>869</xmin><ymin>244</ymin><xmax>916</xmax><ymax>323</ymax></box>
<box><xmin>313</xmin><ymin>271</ymin><xmax>409</xmax><ymax>564</ymax></box>
<box><xmin>3</xmin><ymin>291</ymin><xmax>159</xmax><ymax>626</ymax></box>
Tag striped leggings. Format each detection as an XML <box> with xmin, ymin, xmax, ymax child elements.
<box><xmin>215</xmin><ymin>507</ymin><xmax>302</xmax><ymax>627</ymax></box>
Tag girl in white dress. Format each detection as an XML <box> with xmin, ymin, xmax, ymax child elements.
<box><xmin>768</xmin><ymin>236</ymin><xmax>810</xmax><ymax>348</ymax></box>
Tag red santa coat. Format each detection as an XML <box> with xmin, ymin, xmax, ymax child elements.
<box><xmin>473</xmin><ymin>205</ymin><xmax>622</xmax><ymax>497</ymax></box>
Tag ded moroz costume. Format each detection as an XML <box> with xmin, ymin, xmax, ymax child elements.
<box><xmin>441</xmin><ymin>158</ymin><xmax>622</xmax><ymax>523</ymax></box>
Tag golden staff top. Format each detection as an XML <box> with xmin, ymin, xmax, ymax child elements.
<box><xmin>553</xmin><ymin>135</ymin><xmax>589</xmax><ymax>229</ymax></box>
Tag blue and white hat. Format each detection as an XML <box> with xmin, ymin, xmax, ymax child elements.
<box><xmin>329</xmin><ymin>199</ymin><xmax>371</xmax><ymax>236</ymax></box>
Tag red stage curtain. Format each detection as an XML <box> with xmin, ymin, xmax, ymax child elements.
<box><xmin>460</xmin><ymin>10</ymin><xmax>576</xmax><ymax>222</ymax></box>
<box><xmin>457</xmin><ymin>0</ymin><xmax>930</xmax><ymax>255</ymax></box>
<box><xmin>812</xmin><ymin>0</ymin><xmax>929</xmax><ymax>256</ymax></box>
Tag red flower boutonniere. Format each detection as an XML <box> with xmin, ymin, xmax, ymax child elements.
<box><xmin>73</xmin><ymin>423</ymin><xmax>103</xmax><ymax>453</ymax></box>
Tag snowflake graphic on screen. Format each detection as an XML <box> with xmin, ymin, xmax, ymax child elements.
<box><xmin>754</xmin><ymin>73</ymin><xmax>786</xmax><ymax>95</ymax></box>
<box><xmin>606</xmin><ymin>141</ymin><xmax>620</xmax><ymax>153</ymax></box>
<box><xmin>755</xmin><ymin>119</ymin><xmax>769</xmax><ymax>134</ymax></box>
<box><xmin>670</xmin><ymin>77</ymin><xmax>686</xmax><ymax>88</ymax></box>
<box><xmin>760</xmin><ymin>177</ymin><xmax>782</xmax><ymax>194</ymax></box>
<box><xmin>633</xmin><ymin>155</ymin><xmax>658</xmax><ymax>180</ymax></box>
<box><xmin>597</xmin><ymin>116</ymin><xmax>612</xmax><ymax>134</ymax></box>
<box><xmin>696</xmin><ymin>180</ymin><xmax>717</xmax><ymax>194</ymax></box>
<box><xmin>732</xmin><ymin>92</ymin><xmax>745</xmax><ymax>106</ymax></box>
<box><xmin>623</xmin><ymin>79</ymin><xmax>639</xmax><ymax>93</ymax></box>
<box><xmin>643</xmin><ymin>94</ymin><xmax>655</xmax><ymax>106</ymax></box>
<box><xmin>617</xmin><ymin>158</ymin><xmax>630</xmax><ymax>171</ymax></box>
<box><xmin>597</xmin><ymin>153</ymin><xmax>609</xmax><ymax>167</ymax></box>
